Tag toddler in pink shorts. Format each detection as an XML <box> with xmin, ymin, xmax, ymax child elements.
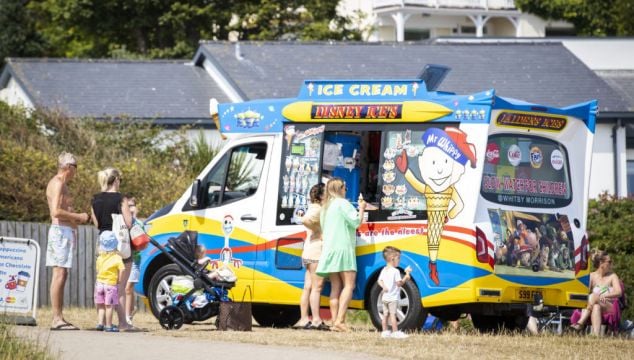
<box><xmin>94</xmin><ymin>231</ymin><xmax>125</xmax><ymax>332</ymax></box>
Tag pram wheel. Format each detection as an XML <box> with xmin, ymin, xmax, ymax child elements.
<box><xmin>159</xmin><ymin>305</ymin><xmax>185</xmax><ymax>330</ymax></box>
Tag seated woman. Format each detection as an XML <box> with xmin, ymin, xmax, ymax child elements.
<box><xmin>570</xmin><ymin>250</ymin><xmax>622</xmax><ymax>336</ymax></box>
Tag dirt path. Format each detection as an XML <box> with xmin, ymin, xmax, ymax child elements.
<box><xmin>13</xmin><ymin>326</ymin><xmax>381</xmax><ymax>360</ymax></box>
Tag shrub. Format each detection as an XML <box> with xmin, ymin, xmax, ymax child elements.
<box><xmin>0</xmin><ymin>103</ymin><xmax>217</xmax><ymax>221</ymax></box>
<box><xmin>587</xmin><ymin>193</ymin><xmax>634</xmax><ymax>321</ymax></box>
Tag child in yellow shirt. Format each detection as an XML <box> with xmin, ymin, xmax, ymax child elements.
<box><xmin>95</xmin><ymin>231</ymin><xmax>125</xmax><ymax>332</ymax></box>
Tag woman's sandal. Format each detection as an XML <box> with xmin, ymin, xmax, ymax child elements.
<box><xmin>570</xmin><ymin>322</ymin><xmax>584</xmax><ymax>332</ymax></box>
<box><xmin>302</xmin><ymin>321</ymin><xmax>313</xmax><ymax>330</ymax></box>
<box><xmin>311</xmin><ymin>322</ymin><xmax>330</xmax><ymax>331</ymax></box>
<box><xmin>332</xmin><ymin>323</ymin><xmax>350</xmax><ymax>332</ymax></box>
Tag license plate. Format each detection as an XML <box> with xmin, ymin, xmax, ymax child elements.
<box><xmin>516</xmin><ymin>288</ymin><xmax>542</xmax><ymax>302</ymax></box>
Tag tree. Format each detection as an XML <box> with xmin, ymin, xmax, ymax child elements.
<box><xmin>28</xmin><ymin>0</ymin><xmax>234</xmax><ymax>58</ymax></box>
<box><xmin>26</xmin><ymin>0</ymin><xmax>363</xmax><ymax>59</ymax></box>
<box><xmin>515</xmin><ymin>0</ymin><xmax>634</xmax><ymax>36</ymax></box>
<box><xmin>229</xmin><ymin>0</ymin><xmax>363</xmax><ymax>41</ymax></box>
<box><xmin>0</xmin><ymin>0</ymin><xmax>48</xmax><ymax>65</ymax></box>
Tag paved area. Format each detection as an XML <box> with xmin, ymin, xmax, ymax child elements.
<box><xmin>13</xmin><ymin>326</ymin><xmax>381</xmax><ymax>360</ymax></box>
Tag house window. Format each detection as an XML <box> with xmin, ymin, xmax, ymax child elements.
<box><xmin>404</xmin><ymin>29</ymin><xmax>430</xmax><ymax>40</ymax></box>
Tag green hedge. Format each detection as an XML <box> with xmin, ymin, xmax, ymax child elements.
<box><xmin>0</xmin><ymin>102</ymin><xmax>215</xmax><ymax>221</ymax></box>
<box><xmin>587</xmin><ymin>194</ymin><xmax>634</xmax><ymax>321</ymax></box>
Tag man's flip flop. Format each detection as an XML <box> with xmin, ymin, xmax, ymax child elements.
<box><xmin>50</xmin><ymin>322</ymin><xmax>80</xmax><ymax>331</ymax></box>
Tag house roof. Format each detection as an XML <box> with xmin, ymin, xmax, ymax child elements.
<box><xmin>197</xmin><ymin>41</ymin><xmax>631</xmax><ymax>115</ymax></box>
<box><xmin>596</xmin><ymin>70</ymin><xmax>634</xmax><ymax>112</ymax></box>
<box><xmin>0</xmin><ymin>58</ymin><xmax>230</xmax><ymax>126</ymax></box>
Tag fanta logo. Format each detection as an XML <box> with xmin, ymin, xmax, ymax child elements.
<box><xmin>550</xmin><ymin>149</ymin><xmax>564</xmax><ymax>170</ymax></box>
<box><xmin>486</xmin><ymin>143</ymin><xmax>500</xmax><ymax>164</ymax></box>
<box><xmin>507</xmin><ymin>144</ymin><xmax>521</xmax><ymax>166</ymax></box>
<box><xmin>530</xmin><ymin>146</ymin><xmax>543</xmax><ymax>169</ymax></box>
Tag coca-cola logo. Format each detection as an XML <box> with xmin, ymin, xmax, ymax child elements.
<box><xmin>507</xmin><ymin>144</ymin><xmax>521</xmax><ymax>166</ymax></box>
<box><xmin>486</xmin><ymin>143</ymin><xmax>500</xmax><ymax>164</ymax></box>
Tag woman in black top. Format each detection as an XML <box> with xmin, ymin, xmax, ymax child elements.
<box><xmin>90</xmin><ymin>167</ymin><xmax>134</xmax><ymax>331</ymax></box>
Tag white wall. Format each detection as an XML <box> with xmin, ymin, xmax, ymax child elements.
<box><xmin>589</xmin><ymin>123</ymin><xmax>616</xmax><ymax>198</ymax></box>
<box><xmin>183</xmin><ymin>128</ymin><xmax>225</xmax><ymax>148</ymax></box>
<box><xmin>517</xmin><ymin>14</ymin><xmax>545</xmax><ymax>37</ymax></box>
<box><xmin>0</xmin><ymin>76</ymin><xmax>34</xmax><ymax>109</ymax></box>
<box><xmin>563</xmin><ymin>40</ymin><xmax>634</xmax><ymax>71</ymax></box>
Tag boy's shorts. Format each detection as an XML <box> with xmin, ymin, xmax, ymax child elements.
<box><xmin>94</xmin><ymin>282</ymin><xmax>119</xmax><ymax>305</ymax></box>
<box><xmin>382</xmin><ymin>300</ymin><xmax>397</xmax><ymax>315</ymax></box>
<box><xmin>46</xmin><ymin>225</ymin><xmax>75</xmax><ymax>268</ymax></box>
<box><xmin>127</xmin><ymin>262</ymin><xmax>140</xmax><ymax>283</ymax></box>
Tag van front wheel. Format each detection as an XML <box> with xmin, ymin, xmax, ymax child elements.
<box><xmin>252</xmin><ymin>304</ymin><xmax>301</xmax><ymax>328</ymax></box>
<box><xmin>148</xmin><ymin>264</ymin><xmax>183</xmax><ymax>320</ymax></box>
<box><xmin>368</xmin><ymin>278</ymin><xmax>426</xmax><ymax>331</ymax></box>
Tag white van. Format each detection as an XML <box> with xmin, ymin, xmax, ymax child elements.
<box><xmin>137</xmin><ymin>79</ymin><xmax>596</xmax><ymax>331</ymax></box>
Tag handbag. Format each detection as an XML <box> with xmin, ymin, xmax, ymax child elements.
<box><xmin>111</xmin><ymin>213</ymin><xmax>131</xmax><ymax>259</ymax></box>
<box><xmin>218</xmin><ymin>286</ymin><xmax>252</xmax><ymax>331</ymax></box>
<box><xmin>129</xmin><ymin>223</ymin><xmax>150</xmax><ymax>251</ymax></box>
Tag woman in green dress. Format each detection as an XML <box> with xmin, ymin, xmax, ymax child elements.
<box><xmin>316</xmin><ymin>178</ymin><xmax>366</xmax><ymax>332</ymax></box>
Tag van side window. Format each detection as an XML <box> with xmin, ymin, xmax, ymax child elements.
<box><xmin>202</xmin><ymin>143</ymin><xmax>267</xmax><ymax>208</ymax></box>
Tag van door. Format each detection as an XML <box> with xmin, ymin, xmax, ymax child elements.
<box><xmin>255</xmin><ymin>125</ymin><xmax>326</xmax><ymax>304</ymax></box>
<box><xmin>186</xmin><ymin>138</ymin><xmax>271</xmax><ymax>294</ymax></box>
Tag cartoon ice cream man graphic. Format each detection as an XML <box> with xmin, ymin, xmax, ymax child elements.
<box><xmin>396</xmin><ymin>127</ymin><xmax>476</xmax><ymax>285</ymax></box>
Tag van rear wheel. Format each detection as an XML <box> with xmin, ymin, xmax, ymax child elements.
<box><xmin>368</xmin><ymin>278</ymin><xmax>426</xmax><ymax>331</ymax></box>
<box><xmin>252</xmin><ymin>305</ymin><xmax>301</xmax><ymax>328</ymax></box>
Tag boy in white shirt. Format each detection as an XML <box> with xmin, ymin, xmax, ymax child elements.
<box><xmin>378</xmin><ymin>246</ymin><xmax>412</xmax><ymax>339</ymax></box>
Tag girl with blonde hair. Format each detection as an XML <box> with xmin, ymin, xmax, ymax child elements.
<box><xmin>316</xmin><ymin>178</ymin><xmax>366</xmax><ymax>332</ymax></box>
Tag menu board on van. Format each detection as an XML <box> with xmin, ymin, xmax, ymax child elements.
<box><xmin>277</xmin><ymin>124</ymin><xmax>325</xmax><ymax>225</ymax></box>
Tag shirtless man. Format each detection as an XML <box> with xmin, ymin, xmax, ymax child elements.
<box><xmin>46</xmin><ymin>152</ymin><xmax>90</xmax><ymax>330</ymax></box>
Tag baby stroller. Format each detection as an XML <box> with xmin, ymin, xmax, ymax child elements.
<box><xmin>149</xmin><ymin>230</ymin><xmax>236</xmax><ymax>330</ymax></box>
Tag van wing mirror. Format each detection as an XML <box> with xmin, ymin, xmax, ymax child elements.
<box><xmin>189</xmin><ymin>180</ymin><xmax>203</xmax><ymax>208</ymax></box>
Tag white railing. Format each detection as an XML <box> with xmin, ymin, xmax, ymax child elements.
<box><xmin>373</xmin><ymin>0</ymin><xmax>516</xmax><ymax>10</ymax></box>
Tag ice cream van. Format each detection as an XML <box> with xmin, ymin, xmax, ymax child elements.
<box><xmin>136</xmin><ymin>79</ymin><xmax>596</xmax><ymax>331</ymax></box>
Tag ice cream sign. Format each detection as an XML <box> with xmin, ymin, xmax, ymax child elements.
<box><xmin>0</xmin><ymin>237</ymin><xmax>41</xmax><ymax>324</ymax></box>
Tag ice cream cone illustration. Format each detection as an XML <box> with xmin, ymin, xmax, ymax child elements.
<box><xmin>284</xmin><ymin>125</ymin><xmax>296</xmax><ymax>151</ymax></box>
<box><xmin>395</xmin><ymin>127</ymin><xmax>476</xmax><ymax>285</ymax></box>
<box><xmin>285</xmin><ymin>156</ymin><xmax>292</xmax><ymax>173</ymax></box>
